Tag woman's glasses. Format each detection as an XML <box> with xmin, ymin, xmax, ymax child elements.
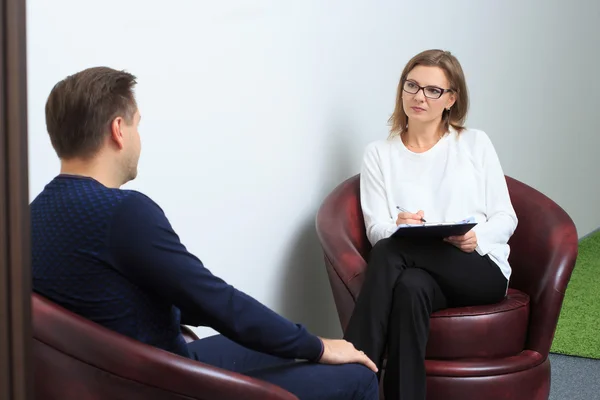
<box><xmin>403</xmin><ymin>80</ymin><xmax>453</xmax><ymax>99</ymax></box>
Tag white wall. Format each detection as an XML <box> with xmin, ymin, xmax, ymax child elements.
<box><xmin>27</xmin><ymin>0</ymin><xmax>600</xmax><ymax>338</ymax></box>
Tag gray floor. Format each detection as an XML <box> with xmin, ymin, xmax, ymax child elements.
<box><xmin>549</xmin><ymin>353</ymin><xmax>600</xmax><ymax>399</ymax></box>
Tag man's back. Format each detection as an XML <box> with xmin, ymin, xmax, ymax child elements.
<box><xmin>31</xmin><ymin>174</ymin><xmax>189</xmax><ymax>357</ymax></box>
<box><xmin>30</xmin><ymin>173</ymin><xmax>324</xmax><ymax>362</ymax></box>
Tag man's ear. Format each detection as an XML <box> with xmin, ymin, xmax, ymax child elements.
<box><xmin>109</xmin><ymin>117</ymin><xmax>125</xmax><ymax>150</ymax></box>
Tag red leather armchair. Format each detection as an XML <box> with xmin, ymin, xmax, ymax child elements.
<box><xmin>32</xmin><ymin>293</ymin><xmax>298</xmax><ymax>400</ymax></box>
<box><xmin>316</xmin><ymin>174</ymin><xmax>578</xmax><ymax>400</ymax></box>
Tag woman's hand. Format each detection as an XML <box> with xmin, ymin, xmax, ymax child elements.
<box><xmin>396</xmin><ymin>210</ymin><xmax>425</xmax><ymax>225</ymax></box>
<box><xmin>444</xmin><ymin>230</ymin><xmax>477</xmax><ymax>253</ymax></box>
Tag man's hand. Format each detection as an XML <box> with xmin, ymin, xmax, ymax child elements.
<box><xmin>444</xmin><ymin>230</ymin><xmax>477</xmax><ymax>253</ymax></box>
<box><xmin>318</xmin><ymin>338</ymin><xmax>378</xmax><ymax>373</ymax></box>
<box><xmin>396</xmin><ymin>210</ymin><xmax>425</xmax><ymax>226</ymax></box>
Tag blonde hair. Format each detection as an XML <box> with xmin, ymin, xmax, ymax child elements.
<box><xmin>388</xmin><ymin>49</ymin><xmax>469</xmax><ymax>138</ymax></box>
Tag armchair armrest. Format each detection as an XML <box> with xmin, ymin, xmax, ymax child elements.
<box><xmin>505</xmin><ymin>177</ymin><xmax>578</xmax><ymax>357</ymax></box>
<box><xmin>33</xmin><ymin>294</ymin><xmax>298</xmax><ymax>400</ymax></box>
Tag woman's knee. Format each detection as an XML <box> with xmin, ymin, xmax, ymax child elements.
<box><xmin>394</xmin><ymin>269</ymin><xmax>438</xmax><ymax>303</ymax></box>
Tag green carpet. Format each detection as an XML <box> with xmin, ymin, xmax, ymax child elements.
<box><xmin>550</xmin><ymin>230</ymin><xmax>600</xmax><ymax>359</ymax></box>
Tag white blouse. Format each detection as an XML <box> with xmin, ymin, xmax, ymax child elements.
<box><xmin>360</xmin><ymin>127</ymin><xmax>518</xmax><ymax>280</ymax></box>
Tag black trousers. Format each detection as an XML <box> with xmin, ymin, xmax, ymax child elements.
<box><xmin>343</xmin><ymin>236</ymin><xmax>508</xmax><ymax>400</ymax></box>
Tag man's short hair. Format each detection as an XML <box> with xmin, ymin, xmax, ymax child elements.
<box><xmin>45</xmin><ymin>66</ymin><xmax>138</xmax><ymax>159</ymax></box>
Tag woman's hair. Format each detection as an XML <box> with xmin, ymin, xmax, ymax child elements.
<box><xmin>388</xmin><ymin>49</ymin><xmax>469</xmax><ymax>137</ymax></box>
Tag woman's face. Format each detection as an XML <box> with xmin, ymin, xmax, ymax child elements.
<box><xmin>401</xmin><ymin>65</ymin><xmax>456</xmax><ymax>125</ymax></box>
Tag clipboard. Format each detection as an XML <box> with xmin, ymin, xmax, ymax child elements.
<box><xmin>391</xmin><ymin>217</ymin><xmax>477</xmax><ymax>239</ymax></box>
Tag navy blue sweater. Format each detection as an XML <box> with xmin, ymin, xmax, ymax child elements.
<box><xmin>31</xmin><ymin>174</ymin><xmax>323</xmax><ymax>360</ymax></box>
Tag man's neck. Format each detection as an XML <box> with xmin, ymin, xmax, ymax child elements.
<box><xmin>60</xmin><ymin>159</ymin><xmax>123</xmax><ymax>189</ymax></box>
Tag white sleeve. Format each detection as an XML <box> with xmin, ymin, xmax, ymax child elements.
<box><xmin>360</xmin><ymin>144</ymin><xmax>398</xmax><ymax>246</ymax></box>
<box><xmin>472</xmin><ymin>134</ymin><xmax>518</xmax><ymax>255</ymax></box>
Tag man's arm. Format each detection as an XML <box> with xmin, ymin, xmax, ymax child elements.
<box><xmin>108</xmin><ymin>191</ymin><xmax>323</xmax><ymax>362</ymax></box>
<box><xmin>179</xmin><ymin>309</ymin><xmax>208</xmax><ymax>327</ymax></box>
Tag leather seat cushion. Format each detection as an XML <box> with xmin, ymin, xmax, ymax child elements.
<box><xmin>425</xmin><ymin>288</ymin><xmax>530</xmax><ymax>359</ymax></box>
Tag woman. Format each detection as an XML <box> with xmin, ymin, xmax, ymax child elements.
<box><xmin>343</xmin><ymin>49</ymin><xmax>518</xmax><ymax>400</ymax></box>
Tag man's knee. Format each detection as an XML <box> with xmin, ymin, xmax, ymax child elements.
<box><xmin>360</xmin><ymin>369</ymin><xmax>379</xmax><ymax>400</ymax></box>
<box><xmin>340</xmin><ymin>364</ymin><xmax>379</xmax><ymax>399</ymax></box>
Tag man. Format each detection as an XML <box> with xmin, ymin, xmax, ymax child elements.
<box><xmin>31</xmin><ymin>66</ymin><xmax>379</xmax><ymax>399</ymax></box>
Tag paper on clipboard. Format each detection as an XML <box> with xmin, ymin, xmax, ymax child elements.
<box><xmin>392</xmin><ymin>216</ymin><xmax>477</xmax><ymax>238</ymax></box>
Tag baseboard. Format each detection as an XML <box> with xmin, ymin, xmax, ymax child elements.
<box><xmin>549</xmin><ymin>352</ymin><xmax>600</xmax><ymax>361</ymax></box>
<box><xmin>579</xmin><ymin>227</ymin><xmax>600</xmax><ymax>242</ymax></box>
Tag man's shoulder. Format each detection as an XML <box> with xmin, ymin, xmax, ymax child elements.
<box><xmin>118</xmin><ymin>189</ymin><xmax>159</xmax><ymax>206</ymax></box>
<box><xmin>115</xmin><ymin>189</ymin><xmax>165</xmax><ymax>216</ymax></box>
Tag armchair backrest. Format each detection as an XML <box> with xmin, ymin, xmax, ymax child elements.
<box><xmin>32</xmin><ymin>293</ymin><xmax>297</xmax><ymax>400</ymax></box>
<box><xmin>316</xmin><ymin>175</ymin><xmax>370</xmax><ymax>297</ymax></box>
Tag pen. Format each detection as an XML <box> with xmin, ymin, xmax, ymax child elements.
<box><xmin>396</xmin><ymin>206</ymin><xmax>426</xmax><ymax>223</ymax></box>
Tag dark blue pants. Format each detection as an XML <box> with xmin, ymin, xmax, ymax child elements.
<box><xmin>188</xmin><ymin>334</ymin><xmax>379</xmax><ymax>400</ymax></box>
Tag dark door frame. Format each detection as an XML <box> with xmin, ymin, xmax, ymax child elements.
<box><xmin>0</xmin><ymin>0</ymin><xmax>32</xmax><ymax>399</ymax></box>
